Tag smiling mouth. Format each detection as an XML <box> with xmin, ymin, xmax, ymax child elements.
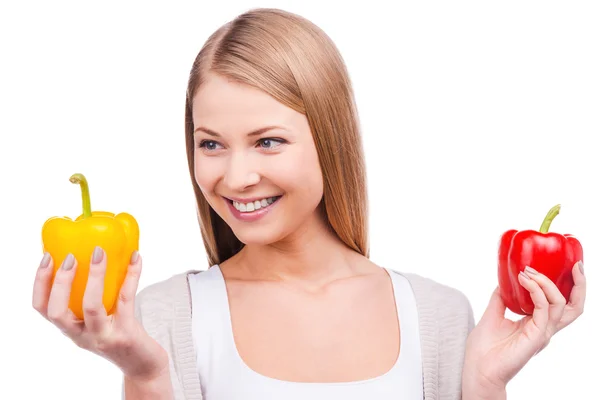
<box><xmin>225</xmin><ymin>195</ymin><xmax>283</xmax><ymax>213</ymax></box>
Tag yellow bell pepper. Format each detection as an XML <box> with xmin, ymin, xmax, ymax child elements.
<box><xmin>41</xmin><ymin>173</ymin><xmax>139</xmax><ymax>320</ymax></box>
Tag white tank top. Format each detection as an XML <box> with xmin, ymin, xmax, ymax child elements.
<box><xmin>189</xmin><ymin>266</ymin><xmax>423</xmax><ymax>399</ymax></box>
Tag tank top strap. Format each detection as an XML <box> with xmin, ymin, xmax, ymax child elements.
<box><xmin>385</xmin><ymin>268</ymin><xmax>423</xmax><ymax>386</ymax></box>
<box><xmin>188</xmin><ymin>265</ymin><xmax>239</xmax><ymax>388</ymax></box>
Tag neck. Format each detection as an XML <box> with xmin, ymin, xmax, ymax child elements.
<box><xmin>231</xmin><ymin>210</ymin><xmax>367</xmax><ymax>285</ymax></box>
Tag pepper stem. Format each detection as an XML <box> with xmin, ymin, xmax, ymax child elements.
<box><xmin>539</xmin><ymin>204</ymin><xmax>561</xmax><ymax>233</ymax></box>
<box><xmin>69</xmin><ymin>173</ymin><xmax>92</xmax><ymax>218</ymax></box>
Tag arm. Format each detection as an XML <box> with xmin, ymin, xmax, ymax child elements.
<box><xmin>462</xmin><ymin>303</ymin><xmax>507</xmax><ymax>400</ymax></box>
<box><xmin>122</xmin><ymin>270</ymin><xmax>199</xmax><ymax>399</ymax></box>
<box><xmin>122</xmin><ymin>338</ymin><xmax>174</xmax><ymax>399</ymax></box>
<box><xmin>123</xmin><ymin>365</ymin><xmax>174</xmax><ymax>400</ymax></box>
<box><xmin>461</xmin><ymin>374</ymin><xmax>507</xmax><ymax>400</ymax></box>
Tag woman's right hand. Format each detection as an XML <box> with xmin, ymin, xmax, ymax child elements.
<box><xmin>32</xmin><ymin>247</ymin><xmax>169</xmax><ymax>382</ymax></box>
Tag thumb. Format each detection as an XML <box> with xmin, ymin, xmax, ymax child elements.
<box><xmin>480</xmin><ymin>286</ymin><xmax>506</xmax><ymax>325</ymax></box>
<box><xmin>115</xmin><ymin>250</ymin><xmax>142</xmax><ymax>320</ymax></box>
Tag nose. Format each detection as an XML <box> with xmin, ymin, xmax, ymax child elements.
<box><xmin>222</xmin><ymin>152</ymin><xmax>260</xmax><ymax>191</ymax></box>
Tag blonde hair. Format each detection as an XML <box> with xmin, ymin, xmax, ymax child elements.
<box><xmin>184</xmin><ymin>8</ymin><xmax>369</xmax><ymax>266</ymax></box>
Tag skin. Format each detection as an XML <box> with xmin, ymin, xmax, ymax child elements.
<box><xmin>31</xmin><ymin>71</ymin><xmax>587</xmax><ymax>396</ymax></box>
<box><xmin>192</xmin><ymin>73</ymin><xmax>399</xmax><ymax>381</ymax></box>
<box><xmin>462</xmin><ymin>263</ymin><xmax>586</xmax><ymax>398</ymax></box>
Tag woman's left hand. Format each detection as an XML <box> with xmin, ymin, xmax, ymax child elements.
<box><xmin>462</xmin><ymin>261</ymin><xmax>586</xmax><ymax>398</ymax></box>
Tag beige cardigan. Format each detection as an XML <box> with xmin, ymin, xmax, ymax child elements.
<box><xmin>129</xmin><ymin>268</ymin><xmax>474</xmax><ymax>399</ymax></box>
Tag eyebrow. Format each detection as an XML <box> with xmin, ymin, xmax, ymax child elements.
<box><xmin>193</xmin><ymin>125</ymin><xmax>286</xmax><ymax>138</ymax></box>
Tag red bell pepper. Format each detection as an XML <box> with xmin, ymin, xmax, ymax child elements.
<box><xmin>498</xmin><ymin>204</ymin><xmax>583</xmax><ymax>315</ymax></box>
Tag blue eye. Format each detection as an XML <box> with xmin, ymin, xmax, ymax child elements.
<box><xmin>258</xmin><ymin>138</ymin><xmax>285</xmax><ymax>149</ymax></box>
<box><xmin>198</xmin><ymin>138</ymin><xmax>286</xmax><ymax>152</ymax></box>
<box><xmin>198</xmin><ymin>140</ymin><xmax>223</xmax><ymax>150</ymax></box>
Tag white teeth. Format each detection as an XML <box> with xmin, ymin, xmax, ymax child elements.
<box><xmin>233</xmin><ymin>196</ymin><xmax>279</xmax><ymax>213</ymax></box>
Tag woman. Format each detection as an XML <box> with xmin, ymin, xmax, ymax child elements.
<box><xmin>32</xmin><ymin>8</ymin><xmax>586</xmax><ymax>400</ymax></box>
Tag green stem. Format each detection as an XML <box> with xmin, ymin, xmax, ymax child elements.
<box><xmin>539</xmin><ymin>204</ymin><xmax>561</xmax><ymax>233</ymax></box>
<box><xmin>69</xmin><ymin>173</ymin><xmax>92</xmax><ymax>218</ymax></box>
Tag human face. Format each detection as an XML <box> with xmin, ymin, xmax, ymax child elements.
<box><xmin>192</xmin><ymin>73</ymin><xmax>324</xmax><ymax>246</ymax></box>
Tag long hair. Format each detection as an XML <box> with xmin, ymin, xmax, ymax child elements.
<box><xmin>184</xmin><ymin>8</ymin><xmax>369</xmax><ymax>266</ymax></box>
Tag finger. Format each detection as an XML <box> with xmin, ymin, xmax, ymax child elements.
<box><xmin>559</xmin><ymin>261</ymin><xmax>586</xmax><ymax>330</ymax></box>
<box><xmin>480</xmin><ymin>286</ymin><xmax>506</xmax><ymax>325</ymax></box>
<box><xmin>115</xmin><ymin>251</ymin><xmax>142</xmax><ymax>320</ymax></box>
<box><xmin>47</xmin><ymin>254</ymin><xmax>84</xmax><ymax>336</ymax></box>
<box><xmin>518</xmin><ymin>272</ymin><xmax>549</xmax><ymax>341</ymax></box>
<box><xmin>523</xmin><ymin>266</ymin><xmax>566</xmax><ymax>328</ymax></box>
<box><xmin>32</xmin><ymin>252</ymin><xmax>55</xmax><ymax>317</ymax></box>
<box><xmin>82</xmin><ymin>246</ymin><xmax>109</xmax><ymax>334</ymax></box>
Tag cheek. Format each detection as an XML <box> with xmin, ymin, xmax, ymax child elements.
<box><xmin>194</xmin><ymin>156</ymin><xmax>222</xmax><ymax>194</ymax></box>
<box><xmin>273</xmin><ymin>146</ymin><xmax>323</xmax><ymax>200</ymax></box>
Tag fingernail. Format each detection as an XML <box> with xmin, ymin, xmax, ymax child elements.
<box><xmin>519</xmin><ymin>271</ymin><xmax>531</xmax><ymax>280</ymax></box>
<box><xmin>130</xmin><ymin>250</ymin><xmax>139</xmax><ymax>264</ymax></box>
<box><xmin>39</xmin><ymin>252</ymin><xmax>51</xmax><ymax>269</ymax></box>
<box><xmin>524</xmin><ymin>266</ymin><xmax>538</xmax><ymax>275</ymax></box>
<box><xmin>61</xmin><ymin>254</ymin><xmax>75</xmax><ymax>270</ymax></box>
<box><xmin>578</xmin><ymin>261</ymin><xmax>584</xmax><ymax>275</ymax></box>
<box><xmin>92</xmin><ymin>246</ymin><xmax>104</xmax><ymax>264</ymax></box>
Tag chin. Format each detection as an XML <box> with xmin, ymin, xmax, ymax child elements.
<box><xmin>231</xmin><ymin>225</ymin><xmax>286</xmax><ymax>247</ymax></box>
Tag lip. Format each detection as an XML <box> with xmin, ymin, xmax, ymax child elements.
<box><xmin>224</xmin><ymin>195</ymin><xmax>282</xmax><ymax>222</ymax></box>
<box><xmin>224</xmin><ymin>195</ymin><xmax>282</xmax><ymax>203</ymax></box>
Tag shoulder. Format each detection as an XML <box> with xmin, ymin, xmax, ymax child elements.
<box><xmin>134</xmin><ymin>269</ymin><xmax>203</xmax><ymax>334</ymax></box>
<box><xmin>389</xmin><ymin>269</ymin><xmax>475</xmax><ymax>332</ymax></box>
<box><xmin>390</xmin><ymin>269</ymin><xmax>472</xmax><ymax>312</ymax></box>
<box><xmin>136</xmin><ymin>269</ymin><xmax>198</xmax><ymax>303</ymax></box>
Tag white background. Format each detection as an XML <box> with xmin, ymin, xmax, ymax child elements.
<box><xmin>2</xmin><ymin>1</ymin><xmax>598</xmax><ymax>398</ymax></box>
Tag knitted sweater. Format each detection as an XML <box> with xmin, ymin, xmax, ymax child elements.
<box><xmin>127</xmin><ymin>268</ymin><xmax>474</xmax><ymax>400</ymax></box>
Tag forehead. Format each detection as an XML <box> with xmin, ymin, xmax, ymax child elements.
<box><xmin>192</xmin><ymin>74</ymin><xmax>298</xmax><ymax>131</ymax></box>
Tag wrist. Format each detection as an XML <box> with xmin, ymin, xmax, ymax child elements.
<box><xmin>462</xmin><ymin>385</ymin><xmax>507</xmax><ymax>400</ymax></box>
<box><xmin>122</xmin><ymin>334</ymin><xmax>173</xmax><ymax>399</ymax></box>
<box><xmin>462</xmin><ymin>368</ymin><xmax>507</xmax><ymax>400</ymax></box>
<box><xmin>124</xmin><ymin>363</ymin><xmax>173</xmax><ymax>400</ymax></box>
<box><xmin>120</xmin><ymin>334</ymin><xmax>170</xmax><ymax>381</ymax></box>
